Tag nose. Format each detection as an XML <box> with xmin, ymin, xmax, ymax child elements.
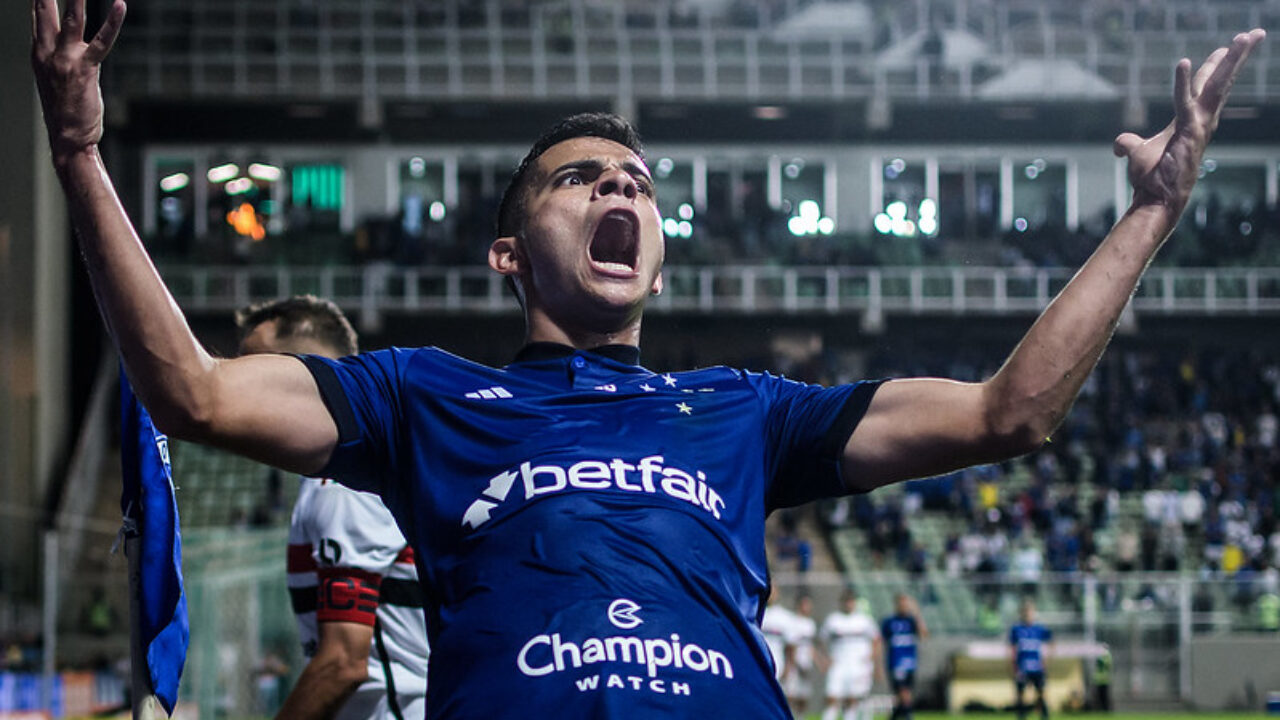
<box><xmin>594</xmin><ymin>166</ymin><xmax>638</xmax><ymax>200</ymax></box>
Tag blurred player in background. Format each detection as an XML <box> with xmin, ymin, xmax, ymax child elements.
<box><xmin>783</xmin><ymin>593</ymin><xmax>819</xmax><ymax>716</ymax></box>
<box><xmin>238</xmin><ymin>296</ymin><xmax>429</xmax><ymax>719</ymax></box>
<box><xmin>881</xmin><ymin>593</ymin><xmax>928</xmax><ymax>720</ymax></box>
<box><xmin>820</xmin><ymin>588</ymin><xmax>882</xmax><ymax>720</ymax></box>
<box><xmin>1009</xmin><ymin>599</ymin><xmax>1053</xmax><ymax>720</ymax></box>
<box><xmin>761</xmin><ymin>589</ymin><xmax>796</xmax><ymax>684</ymax></box>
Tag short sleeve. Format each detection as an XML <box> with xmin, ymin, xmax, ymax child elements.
<box><xmin>745</xmin><ymin>372</ymin><xmax>883</xmax><ymax>511</ymax></box>
<box><xmin>310</xmin><ymin>481</ymin><xmax>406</xmax><ymax>574</ymax></box>
<box><xmin>300</xmin><ymin>348</ymin><xmax>413</xmax><ymax>494</ymax></box>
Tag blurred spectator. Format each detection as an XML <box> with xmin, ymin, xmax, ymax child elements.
<box><xmin>1011</xmin><ymin>541</ymin><xmax>1043</xmax><ymax>597</ymax></box>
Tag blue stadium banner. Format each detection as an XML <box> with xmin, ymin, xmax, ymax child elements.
<box><xmin>120</xmin><ymin>371</ymin><xmax>188</xmax><ymax>714</ymax></box>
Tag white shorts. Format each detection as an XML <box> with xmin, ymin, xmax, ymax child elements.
<box><xmin>783</xmin><ymin>666</ymin><xmax>813</xmax><ymax>699</ymax></box>
<box><xmin>825</xmin><ymin>662</ymin><xmax>873</xmax><ymax>700</ymax></box>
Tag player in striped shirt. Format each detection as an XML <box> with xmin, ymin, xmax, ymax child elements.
<box><xmin>238</xmin><ymin>297</ymin><xmax>429</xmax><ymax>719</ymax></box>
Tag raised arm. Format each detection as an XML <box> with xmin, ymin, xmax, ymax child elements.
<box><xmin>843</xmin><ymin>29</ymin><xmax>1265</xmax><ymax>492</ymax></box>
<box><xmin>32</xmin><ymin>0</ymin><xmax>337</xmax><ymax>473</ymax></box>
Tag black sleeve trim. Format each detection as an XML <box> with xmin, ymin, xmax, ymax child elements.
<box><xmin>298</xmin><ymin>355</ymin><xmax>360</xmax><ymax>445</ymax></box>
<box><xmin>818</xmin><ymin>379</ymin><xmax>886</xmax><ymax>461</ymax></box>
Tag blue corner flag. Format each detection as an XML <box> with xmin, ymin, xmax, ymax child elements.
<box><xmin>120</xmin><ymin>371</ymin><xmax>189</xmax><ymax>714</ymax></box>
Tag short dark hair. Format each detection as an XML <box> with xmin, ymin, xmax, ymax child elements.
<box><xmin>235</xmin><ymin>295</ymin><xmax>358</xmax><ymax>356</ymax></box>
<box><xmin>496</xmin><ymin>112</ymin><xmax>645</xmax><ymax>239</ymax></box>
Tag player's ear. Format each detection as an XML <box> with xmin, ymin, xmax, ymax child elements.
<box><xmin>489</xmin><ymin>235</ymin><xmax>520</xmax><ymax>277</ymax></box>
<box><xmin>650</xmin><ymin>270</ymin><xmax>664</xmax><ymax>296</ymax></box>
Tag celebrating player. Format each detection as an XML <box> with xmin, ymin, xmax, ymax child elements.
<box><xmin>820</xmin><ymin>588</ymin><xmax>882</xmax><ymax>720</ymax></box>
<box><xmin>237</xmin><ymin>296</ymin><xmax>429</xmax><ymax>719</ymax></box>
<box><xmin>881</xmin><ymin>593</ymin><xmax>929</xmax><ymax>720</ymax></box>
<box><xmin>29</xmin><ymin>0</ymin><xmax>1264</xmax><ymax>715</ymax></box>
<box><xmin>1009</xmin><ymin>600</ymin><xmax>1053</xmax><ymax>720</ymax></box>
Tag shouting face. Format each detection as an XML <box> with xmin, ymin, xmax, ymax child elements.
<box><xmin>490</xmin><ymin>136</ymin><xmax>665</xmax><ymax>342</ymax></box>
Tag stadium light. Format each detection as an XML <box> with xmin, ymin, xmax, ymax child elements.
<box><xmin>225</xmin><ymin>177</ymin><xmax>255</xmax><ymax>195</ymax></box>
<box><xmin>248</xmin><ymin>163</ymin><xmax>283</xmax><ymax>182</ymax></box>
<box><xmin>874</xmin><ymin>213</ymin><xmax>893</xmax><ymax>235</ymax></box>
<box><xmin>159</xmin><ymin>173</ymin><xmax>190</xmax><ymax>193</ymax></box>
<box><xmin>206</xmin><ymin>163</ymin><xmax>240</xmax><ymax>183</ymax></box>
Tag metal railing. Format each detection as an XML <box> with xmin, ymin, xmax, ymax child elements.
<box><xmin>159</xmin><ymin>263</ymin><xmax>1280</xmax><ymax>321</ymax></box>
<box><xmin>106</xmin><ymin>0</ymin><xmax>1280</xmax><ymax>104</ymax></box>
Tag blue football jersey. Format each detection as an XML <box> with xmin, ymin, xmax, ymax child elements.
<box><xmin>881</xmin><ymin>615</ymin><xmax>919</xmax><ymax>672</ymax></box>
<box><xmin>302</xmin><ymin>343</ymin><xmax>879</xmax><ymax>719</ymax></box>
<box><xmin>1009</xmin><ymin>623</ymin><xmax>1052</xmax><ymax>673</ymax></box>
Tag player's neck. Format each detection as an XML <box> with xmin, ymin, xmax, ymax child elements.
<box><xmin>523</xmin><ymin>305</ymin><xmax>643</xmax><ymax>350</ymax></box>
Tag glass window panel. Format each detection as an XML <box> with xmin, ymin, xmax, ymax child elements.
<box><xmin>781</xmin><ymin>158</ymin><xmax>829</xmax><ymax>239</ymax></box>
<box><xmin>1012</xmin><ymin>158</ymin><xmax>1066</xmax><ymax>232</ymax></box>
<box><xmin>397</xmin><ymin>157</ymin><xmax>444</xmax><ymax>241</ymax></box>
<box><xmin>652</xmin><ymin>157</ymin><xmax>699</xmax><ymax>250</ymax></box>
<box><xmin>877</xmin><ymin>158</ymin><xmax>927</xmax><ymax>239</ymax></box>
<box><xmin>153</xmin><ymin>158</ymin><xmax>195</xmax><ymax>257</ymax></box>
<box><xmin>277</xmin><ymin>162</ymin><xmax>344</xmax><ymax>250</ymax></box>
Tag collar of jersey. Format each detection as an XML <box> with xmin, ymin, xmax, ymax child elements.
<box><xmin>513</xmin><ymin>342</ymin><xmax>641</xmax><ymax>366</ymax></box>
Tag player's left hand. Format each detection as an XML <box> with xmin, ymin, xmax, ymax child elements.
<box><xmin>1113</xmin><ymin>29</ymin><xmax>1265</xmax><ymax>217</ymax></box>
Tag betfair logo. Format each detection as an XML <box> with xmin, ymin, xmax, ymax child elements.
<box><xmin>461</xmin><ymin>455</ymin><xmax>725</xmax><ymax>530</ymax></box>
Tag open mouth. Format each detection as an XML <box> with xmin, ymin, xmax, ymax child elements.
<box><xmin>588</xmin><ymin>210</ymin><xmax>640</xmax><ymax>275</ymax></box>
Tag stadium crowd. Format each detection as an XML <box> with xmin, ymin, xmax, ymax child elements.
<box><xmin>818</xmin><ymin>342</ymin><xmax>1280</xmax><ymax>622</ymax></box>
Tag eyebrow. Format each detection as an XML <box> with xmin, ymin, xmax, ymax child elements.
<box><xmin>547</xmin><ymin>158</ymin><xmax>654</xmax><ymax>184</ymax></box>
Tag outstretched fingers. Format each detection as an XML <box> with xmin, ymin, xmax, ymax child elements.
<box><xmin>31</xmin><ymin>0</ymin><xmax>60</xmax><ymax>58</ymax></box>
<box><xmin>1195</xmin><ymin>29</ymin><xmax>1265</xmax><ymax>112</ymax></box>
<box><xmin>1190</xmin><ymin>48</ymin><xmax>1228</xmax><ymax>98</ymax></box>
<box><xmin>1173</xmin><ymin>58</ymin><xmax>1193</xmax><ymax>123</ymax></box>
<box><xmin>85</xmin><ymin>0</ymin><xmax>126</xmax><ymax>65</ymax></box>
<box><xmin>60</xmin><ymin>0</ymin><xmax>84</xmax><ymax>44</ymax></box>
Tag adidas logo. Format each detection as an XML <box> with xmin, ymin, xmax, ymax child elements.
<box><xmin>465</xmin><ymin>386</ymin><xmax>514</xmax><ymax>400</ymax></box>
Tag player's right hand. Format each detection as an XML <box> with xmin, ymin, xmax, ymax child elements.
<box><xmin>31</xmin><ymin>0</ymin><xmax>126</xmax><ymax>160</ymax></box>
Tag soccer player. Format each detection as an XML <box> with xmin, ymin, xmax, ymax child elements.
<box><xmin>1009</xmin><ymin>600</ymin><xmax>1053</xmax><ymax>720</ymax></box>
<box><xmin>820</xmin><ymin>588</ymin><xmax>882</xmax><ymax>720</ymax></box>
<box><xmin>236</xmin><ymin>296</ymin><xmax>429</xmax><ymax>720</ymax></box>
<box><xmin>784</xmin><ymin>593</ymin><xmax>819</xmax><ymax>715</ymax></box>
<box><xmin>30</xmin><ymin>1</ymin><xmax>1263</xmax><ymax>715</ymax></box>
<box><xmin>881</xmin><ymin>593</ymin><xmax>928</xmax><ymax>720</ymax></box>
<box><xmin>761</xmin><ymin>589</ymin><xmax>797</xmax><ymax>683</ymax></box>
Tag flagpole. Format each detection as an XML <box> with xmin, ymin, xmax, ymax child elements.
<box><xmin>127</xmin><ymin>531</ymin><xmax>160</xmax><ymax>720</ymax></box>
